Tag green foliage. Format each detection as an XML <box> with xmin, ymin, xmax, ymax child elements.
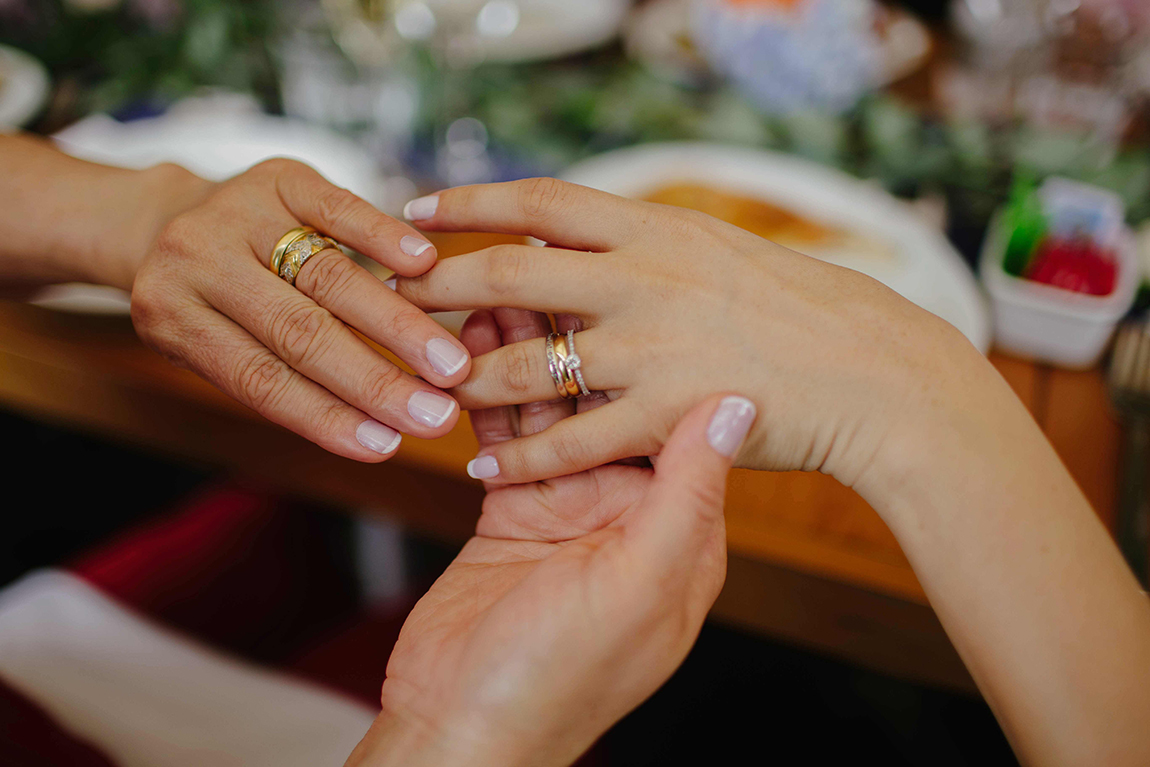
<box><xmin>0</xmin><ymin>0</ymin><xmax>278</xmax><ymax>114</ymax></box>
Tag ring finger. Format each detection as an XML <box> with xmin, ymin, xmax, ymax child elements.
<box><xmin>207</xmin><ymin>254</ymin><xmax>460</xmax><ymax>437</ymax></box>
<box><xmin>451</xmin><ymin>327</ymin><xmax>623</xmax><ymax>410</ymax></box>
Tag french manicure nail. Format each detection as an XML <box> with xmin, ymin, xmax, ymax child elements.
<box><xmin>706</xmin><ymin>396</ymin><xmax>756</xmax><ymax>458</ymax></box>
<box><xmin>426</xmin><ymin>337</ymin><xmax>468</xmax><ymax>377</ymax></box>
<box><xmin>403</xmin><ymin>195</ymin><xmax>439</xmax><ymax>221</ymax></box>
<box><xmin>384</xmin><ymin>277</ymin><xmax>397</xmax><ymax>290</ymax></box>
<box><xmin>467</xmin><ymin>455</ymin><xmax>500</xmax><ymax>480</ymax></box>
<box><xmin>356</xmin><ymin>420</ymin><xmax>402</xmax><ymax>454</ymax></box>
<box><xmin>408</xmin><ymin>390</ymin><xmax>457</xmax><ymax>428</ymax></box>
<box><xmin>399</xmin><ymin>235</ymin><xmax>433</xmax><ymax>257</ymax></box>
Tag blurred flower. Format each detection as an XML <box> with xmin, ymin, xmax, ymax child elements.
<box><xmin>130</xmin><ymin>0</ymin><xmax>182</xmax><ymax>30</ymax></box>
<box><xmin>64</xmin><ymin>0</ymin><xmax>122</xmax><ymax>13</ymax></box>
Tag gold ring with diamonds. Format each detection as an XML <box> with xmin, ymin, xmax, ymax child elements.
<box><xmin>551</xmin><ymin>332</ymin><xmax>582</xmax><ymax>399</ymax></box>
<box><xmin>545</xmin><ymin>332</ymin><xmax>571</xmax><ymax>399</ymax></box>
<box><xmin>270</xmin><ymin>226</ymin><xmax>340</xmax><ymax>286</ymax></box>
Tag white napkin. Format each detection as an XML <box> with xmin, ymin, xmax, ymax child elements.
<box><xmin>0</xmin><ymin>570</ymin><xmax>377</xmax><ymax>767</ymax></box>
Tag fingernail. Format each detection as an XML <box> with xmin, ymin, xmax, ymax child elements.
<box><xmin>384</xmin><ymin>277</ymin><xmax>397</xmax><ymax>290</ymax></box>
<box><xmin>426</xmin><ymin>337</ymin><xmax>468</xmax><ymax>377</ymax></box>
<box><xmin>467</xmin><ymin>455</ymin><xmax>499</xmax><ymax>480</ymax></box>
<box><xmin>706</xmin><ymin>396</ymin><xmax>756</xmax><ymax>458</ymax></box>
<box><xmin>400</xmin><ymin>235</ymin><xmax>434</xmax><ymax>257</ymax></box>
<box><xmin>403</xmin><ymin>195</ymin><xmax>439</xmax><ymax>221</ymax></box>
<box><xmin>408</xmin><ymin>390</ymin><xmax>456</xmax><ymax>428</ymax></box>
<box><xmin>356</xmin><ymin>420</ymin><xmax>402</xmax><ymax>454</ymax></box>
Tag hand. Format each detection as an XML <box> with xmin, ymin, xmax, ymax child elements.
<box><xmin>128</xmin><ymin>159</ymin><xmax>470</xmax><ymax>461</ymax></box>
<box><xmin>346</xmin><ymin>308</ymin><xmax>754</xmax><ymax>767</ymax></box>
<box><xmin>391</xmin><ymin>178</ymin><xmax>995</xmax><ymax>488</ymax></box>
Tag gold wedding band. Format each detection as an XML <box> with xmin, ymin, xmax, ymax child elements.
<box><xmin>270</xmin><ymin>226</ymin><xmax>340</xmax><ymax>286</ymax></box>
<box><xmin>547</xmin><ymin>332</ymin><xmax>586</xmax><ymax>399</ymax></box>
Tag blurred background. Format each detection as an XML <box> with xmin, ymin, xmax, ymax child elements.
<box><xmin>2</xmin><ymin>1</ymin><xmax>1150</xmax><ymax>765</ymax></box>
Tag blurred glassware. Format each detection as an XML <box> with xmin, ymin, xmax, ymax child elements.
<box><xmin>321</xmin><ymin>0</ymin><xmax>629</xmax><ymax>185</ymax></box>
<box><xmin>689</xmin><ymin>0</ymin><xmax>888</xmax><ymax>115</ymax></box>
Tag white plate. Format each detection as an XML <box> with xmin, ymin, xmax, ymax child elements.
<box><xmin>0</xmin><ymin>45</ymin><xmax>50</xmax><ymax>129</ymax></box>
<box><xmin>478</xmin><ymin>0</ymin><xmax>630</xmax><ymax>63</ymax></box>
<box><xmin>32</xmin><ymin>95</ymin><xmax>385</xmax><ymax>316</ymax></box>
<box><xmin>560</xmin><ymin>143</ymin><xmax>991</xmax><ymax>352</ymax></box>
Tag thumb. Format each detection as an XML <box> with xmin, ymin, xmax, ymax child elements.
<box><xmin>626</xmin><ymin>394</ymin><xmax>757</xmax><ymax>559</ymax></box>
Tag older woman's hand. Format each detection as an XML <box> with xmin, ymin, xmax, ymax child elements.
<box><xmin>392</xmin><ymin>178</ymin><xmax>992</xmax><ymax>490</ymax></box>
<box><xmin>127</xmin><ymin>159</ymin><xmax>469</xmax><ymax>460</ymax></box>
<box><xmin>345</xmin><ymin>307</ymin><xmax>749</xmax><ymax>767</ymax></box>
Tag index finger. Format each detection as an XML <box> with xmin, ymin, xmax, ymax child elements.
<box><xmin>402</xmin><ymin>177</ymin><xmax>646</xmax><ymax>252</ymax></box>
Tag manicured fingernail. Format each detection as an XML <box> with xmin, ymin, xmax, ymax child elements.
<box><xmin>400</xmin><ymin>235</ymin><xmax>433</xmax><ymax>257</ymax></box>
<box><xmin>426</xmin><ymin>337</ymin><xmax>468</xmax><ymax>377</ymax></box>
<box><xmin>384</xmin><ymin>277</ymin><xmax>397</xmax><ymax>290</ymax></box>
<box><xmin>356</xmin><ymin>420</ymin><xmax>401</xmax><ymax>454</ymax></box>
<box><xmin>706</xmin><ymin>396</ymin><xmax>756</xmax><ymax>458</ymax></box>
<box><xmin>403</xmin><ymin>195</ymin><xmax>439</xmax><ymax>221</ymax></box>
<box><xmin>467</xmin><ymin>455</ymin><xmax>499</xmax><ymax>479</ymax></box>
<box><xmin>408</xmin><ymin>390</ymin><xmax>456</xmax><ymax>428</ymax></box>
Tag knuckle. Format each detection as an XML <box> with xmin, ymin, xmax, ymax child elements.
<box><xmin>233</xmin><ymin>350</ymin><xmax>291</xmax><ymax>411</ymax></box>
<box><xmin>251</xmin><ymin>157</ymin><xmax>297</xmax><ymax>177</ymax></box>
<box><xmin>362</xmin><ymin>365</ymin><xmax>404</xmax><ymax>405</ymax></box>
<box><xmin>266</xmin><ymin>297</ymin><xmax>334</xmax><ymax>366</ymax></box>
<box><xmin>517</xmin><ymin>177</ymin><xmax>569</xmax><ymax>222</ymax></box>
<box><xmin>547</xmin><ymin>428</ymin><xmax>593</xmax><ymax>471</ymax></box>
<box><xmin>384</xmin><ymin>306</ymin><xmax>425</xmax><ymax>339</ymax></box>
<box><xmin>315</xmin><ymin>186</ymin><xmax>363</xmax><ymax>229</ymax></box>
<box><xmin>498</xmin><ymin>343</ymin><xmax>539</xmax><ymax>396</ymax></box>
<box><xmin>299</xmin><ymin>250</ymin><xmax>356</xmax><ymax>304</ymax></box>
<box><xmin>309</xmin><ymin>399</ymin><xmax>348</xmax><ymax>438</ymax></box>
<box><xmin>482</xmin><ymin>247</ymin><xmax>531</xmax><ymax>297</ymax></box>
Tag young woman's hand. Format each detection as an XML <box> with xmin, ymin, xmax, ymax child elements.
<box><xmin>346</xmin><ymin>308</ymin><xmax>752</xmax><ymax>767</ymax></box>
<box><xmin>392</xmin><ymin>178</ymin><xmax>994</xmax><ymax>491</ymax></box>
<box><xmin>127</xmin><ymin>158</ymin><xmax>469</xmax><ymax>461</ymax></box>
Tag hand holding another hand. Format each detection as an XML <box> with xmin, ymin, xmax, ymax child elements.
<box><xmin>347</xmin><ymin>307</ymin><xmax>754</xmax><ymax>767</ymax></box>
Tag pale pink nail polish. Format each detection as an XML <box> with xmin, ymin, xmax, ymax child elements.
<box><xmin>403</xmin><ymin>195</ymin><xmax>439</xmax><ymax>221</ymax></box>
<box><xmin>426</xmin><ymin>338</ymin><xmax>468</xmax><ymax>377</ymax></box>
<box><xmin>400</xmin><ymin>235</ymin><xmax>433</xmax><ymax>257</ymax></box>
<box><xmin>408</xmin><ymin>391</ymin><xmax>456</xmax><ymax>428</ymax></box>
<box><xmin>706</xmin><ymin>396</ymin><xmax>756</xmax><ymax>457</ymax></box>
<box><xmin>356</xmin><ymin>420</ymin><xmax>401</xmax><ymax>454</ymax></box>
<box><xmin>467</xmin><ymin>455</ymin><xmax>499</xmax><ymax>479</ymax></box>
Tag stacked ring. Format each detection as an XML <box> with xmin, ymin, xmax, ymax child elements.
<box><xmin>270</xmin><ymin>226</ymin><xmax>340</xmax><ymax>286</ymax></box>
<box><xmin>546</xmin><ymin>331</ymin><xmax>591</xmax><ymax>399</ymax></box>
<box><xmin>564</xmin><ymin>329</ymin><xmax>591</xmax><ymax>396</ymax></box>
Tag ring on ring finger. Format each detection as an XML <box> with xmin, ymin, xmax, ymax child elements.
<box><xmin>271</xmin><ymin>226</ymin><xmax>340</xmax><ymax>286</ymax></box>
<box><xmin>547</xmin><ymin>331</ymin><xmax>591</xmax><ymax>399</ymax></box>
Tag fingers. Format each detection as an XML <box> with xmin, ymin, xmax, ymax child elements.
<box><xmin>171</xmin><ymin>304</ymin><xmax>403</xmax><ymax>462</ymax></box>
<box><xmin>490</xmin><ymin>307</ymin><xmax>574</xmax><ymax>437</ymax></box>
<box><xmin>460</xmin><ymin>310</ymin><xmax>517</xmax><ymax>454</ymax></box>
<box><xmin>292</xmin><ymin>248</ymin><xmax>470</xmax><ymax>387</ymax></box>
<box><xmin>402</xmin><ymin>177</ymin><xmax>646</xmax><ymax>252</ymax></box>
<box><xmin>269</xmin><ymin>159</ymin><xmax>438</xmax><ymax>278</ymax></box>
<box><xmin>204</xmin><ymin>261</ymin><xmax>460</xmax><ymax>438</ymax></box>
<box><xmin>451</xmin><ymin>328</ymin><xmax>620</xmax><ymax>411</ymax></box>
<box><xmin>394</xmin><ymin>243</ymin><xmax>609</xmax><ymax>316</ymax></box>
<box><xmin>466</xmin><ymin>400</ymin><xmax>652</xmax><ymax>483</ymax></box>
<box><xmin>627</xmin><ymin>395</ymin><xmax>756</xmax><ymax>559</ymax></box>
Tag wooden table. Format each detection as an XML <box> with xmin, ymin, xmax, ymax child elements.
<box><xmin>0</xmin><ymin>234</ymin><xmax>1123</xmax><ymax>693</ymax></box>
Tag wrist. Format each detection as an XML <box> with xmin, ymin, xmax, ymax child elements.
<box><xmin>852</xmin><ymin>345</ymin><xmax>1034</xmax><ymax>535</ymax></box>
<box><xmin>346</xmin><ymin>694</ymin><xmax>511</xmax><ymax>767</ymax></box>
<box><xmin>92</xmin><ymin>163</ymin><xmax>215</xmax><ymax>291</ymax></box>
